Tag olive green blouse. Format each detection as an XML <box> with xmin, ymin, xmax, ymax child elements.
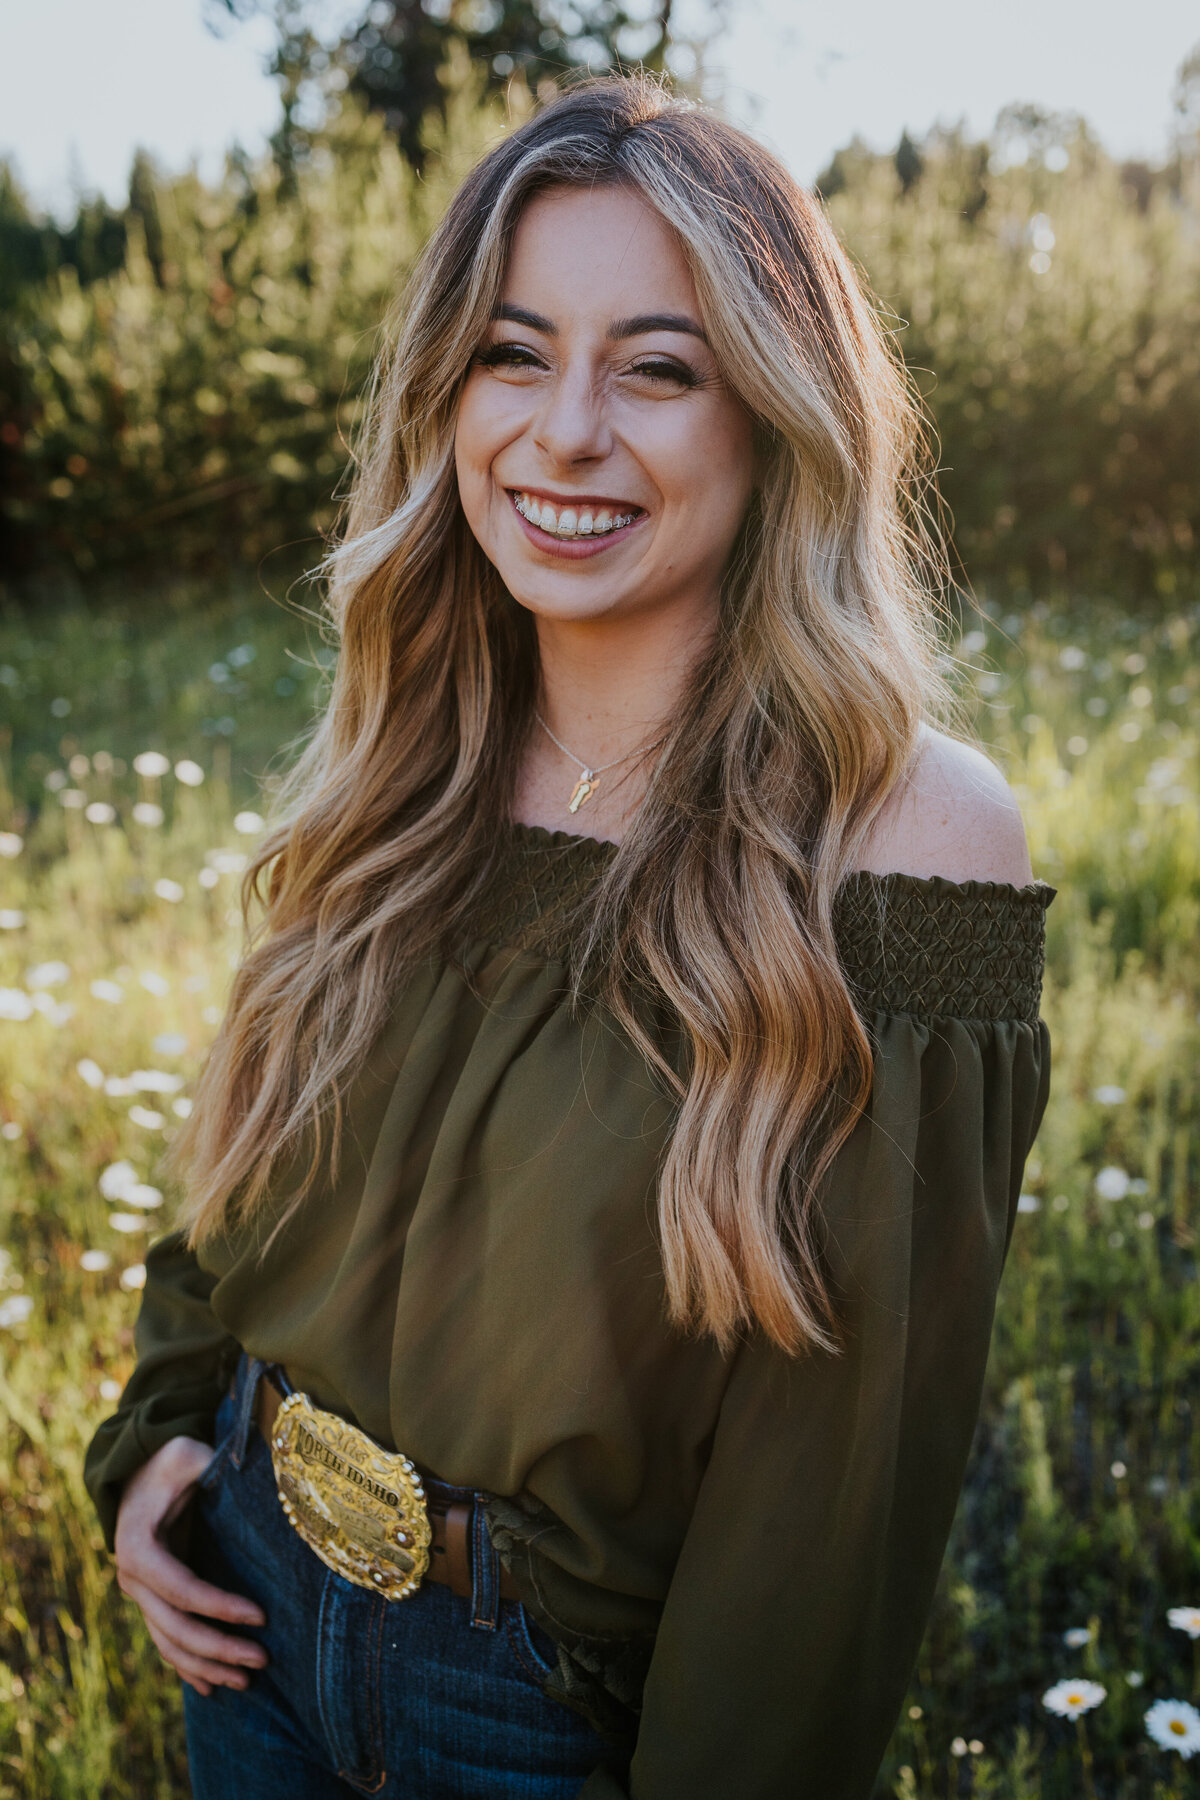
<box><xmin>85</xmin><ymin>822</ymin><xmax>1053</xmax><ymax>1800</ymax></box>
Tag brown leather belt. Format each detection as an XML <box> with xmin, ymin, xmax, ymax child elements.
<box><xmin>253</xmin><ymin>1372</ymin><xmax>519</xmax><ymax>1602</ymax></box>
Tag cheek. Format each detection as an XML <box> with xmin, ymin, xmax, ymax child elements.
<box><xmin>652</xmin><ymin>405</ymin><xmax>756</xmax><ymax>541</ymax></box>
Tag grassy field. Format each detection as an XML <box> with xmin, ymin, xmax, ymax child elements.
<box><xmin>0</xmin><ymin>584</ymin><xmax>1198</xmax><ymax>1798</ymax></box>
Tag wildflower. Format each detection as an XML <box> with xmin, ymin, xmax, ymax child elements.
<box><xmin>59</xmin><ymin>788</ymin><xmax>86</xmax><ymax>808</ymax></box>
<box><xmin>968</xmin><ymin>1741</ymin><xmax>983</xmax><ymax>1755</ymax></box>
<box><xmin>154</xmin><ymin>879</ymin><xmax>185</xmax><ymax>903</ymax></box>
<box><xmin>99</xmin><ymin>1378</ymin><xmax>122</xmax><ymax>1402</ymax></box>
<box><xmin>1145</xmin><ymin>1699</ymin><xmax>1200</xmax><ymax>1759</ymax></box>
<box><xmin>31</xmin><ymin>994</ymin><xmax>73</xmax><ymax>1026</ymax></box>
<box><xmin>108</xmin><ymin>1213</ymin><xmax>147</xmax><ymax>1234</ymax></box>
<box><xmin>121</xmin><ymin>1183</ymin><xmax>164</xmax><ymax>1210</ymax></box>
<box><xmin>138</xmin><ymin>971</ymin><xmax>170</xmax><ymax>996</ymax></box>
<box><xmin>1167</xmin><ymin>1607</ymin><xmax>1200</xmax><ymax>1639</ymax></box>
<box><xmin>1094</xmin><ymin>1166</ymin><xmax>1130</xmax><ymax>1202</ymax></box>
<box><xmin>90</xmin><ymin>979</ymin><xmax>124</xmax><ymax>1004</ymax></box>
<box><xmin>0</xmin><ymin>1295</ymin><xmax>34</xmax><ymax>1328</ymax></box>
<box><xmin>152</xmin><ymin>1032</ymin><xmax>188</xmax><ymax>1056</ymax></box>
<box><xmin>1126</xmin><ymin>1672</ymin><xmax>1145</xmax><ymax>1688</ymax></box>
<box><xmin>99</xmin><ymin>1161</ymin><xmax>139</xmax><ymax>1201</ymax></box>
<box><xmin>130</xmin><ymin>1069</ymin><xmax>184</xmax><ymax>1094</ymax></box>
<box><xmin>132</xmin><ymin>802</ymin><xmax>164</xmax><ymax>828</ymax></box>
<box><xmin>119</xmin><ymin>1263</ymin><xmax>147</xmax><ymax>1291</ymax></box>
<box><xmin>0</xmin><ymin>832</ymin><xmax>23</xmax><ymax>857</ymax></box>
<box><xmin>1093</xmin><ymin>1085</ymin><xmax>1126</xmax><ymax>1105</ymax></box>
<box><xmin>103</xmin><ymin>1076</ymin><xmax>136</xmax><ymax>1097</ymax></box>
<box><xmin>233</xmin><ymin>811</ymin><xmax>265</xmax><ymax>835</ymax></box>
<box><xmin>1043</xmin><ymin>1680</ymin><xmax>1106</xmax><ymax>1719</ymax></box>
<box><xmin>205</xmin><ymin>849</ymin><xmax>247</xmax><ymax>875</ymax></box>
<box><xmin>1137</xmin><ymin>1211</ymin><xmax>1155</xmax><ymax>1230</ymax></box>
<box><xmin>1111</xmin><ymin>1461</ymin><xmax>1127</xmax><ymax>1478</ymax></box>
<box><xmin>1</xmin><ymin>1122</ymin><xmax>21</xmax><ymax>1140</ymax></box>
<box><xmin>128</xmin><ymin>1105</ymin><xmax>166</xmax><ymax>1131</ymax></box>
<box><xmin>172</xmin><ymin>1097</ymin><xmax>194</xmax><ymax>1119</ymax></box>
<box><xmin>1017</xmin><ymin>1194</ymin><xmax>1041</xmax><ymax>1214</ymax></box>
<box><xmin>0</xmin><ymin>910</ymin><xmax>25</xmax><ymax>929</ymax></box>
<box><xmin>85</xmin><ymin>802</ymin><xmax>116</xmax><ymax>825</ymax></box>
<box><xmin>174</xmin><ymin>759</ymin><xmax>205</xmax><ymax>786</ymax></box>
<box><xmin>80</xmin><ymin>1250</ymin><xmax>112</xmax><ymax>1272</ymax></box>
<box><xmin>950</xmin><ymin>1737</ymin><xmax>967</xmax><ymax>1756</ymax></box>
<box><xmin>44</xmin><ymin>770</ymin><xmax>67</xmax><ymax>791</ymax></box>
<box><xmin>199</xmin><ymin>867</ymin><xmax>220</xmax><ymax>889</ymax></box>
<box><xmin>27</xmin><ymin>962</ymin><xmax>69</xmax><ymax>990</ymax></box>
<box><xmin>1062</xmin><ymin>1628</ymin><xmax>1092</xmax><ymax>1649</ymax></box>
<box><xmin>132</xmin><ymin>751</ymin><xmax>171</xmax><ymax>778</ymax></box>
<box><xmin>0</xmin><ymin>989</ymin><xmax>34</xmax><ymax>1020</ymax></box>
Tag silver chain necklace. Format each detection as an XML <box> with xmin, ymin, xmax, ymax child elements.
<box><xmin>534</xmin><ymin>711</ymin><xmax>663</xmax><ymax>814</ymax></box>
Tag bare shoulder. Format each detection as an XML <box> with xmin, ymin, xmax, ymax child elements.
<box><xmin>857</xmin><ymin>725</ymin><xmax>1034</xmax><ymax>886</ymax></box>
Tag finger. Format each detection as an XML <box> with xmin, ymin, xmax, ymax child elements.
<box><xmin>120</xmin><ymin>1540</ymin><xmax>265</xmax><ymax>1626</ymax></box>
<box><xmin>139</xmin><ymin>1611</ymin><xmax>249</xmax><ymax>1690</ymax></box>
<box><xmin>136</xmin><ymin>1587</ymin><xmax>268</xmax><ymax>1670</ymax></box>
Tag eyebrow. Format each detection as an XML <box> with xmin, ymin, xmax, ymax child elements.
<box><xmin>491</xmin><ymin>303</ymin><xmax>708</xmax><ymax>343</ymax></box>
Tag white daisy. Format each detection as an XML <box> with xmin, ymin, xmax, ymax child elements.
<box><xmin>1062</xmin><ymin>1628</ymin><xmax>1092</xmax><ymax>1649</ymax></box>
<box><xmin>119</xmin><ymin>1263</ymin><xmax>147</xmax><ymax>1291</ymax></box>
<box><xmin>0</xmin><ymin>1294</ymin><xmax>34</xmax><ymax>1328</ymax></box>
<box><xmin>1167</xmin><ymin>1608</ymin><xmax>1200</xmax><ymax>1640</ymax></box>
<box><xmin>154</xmin><ymin>879</ymin><xmax>185</xmax><ymax>903</ymax></box>
<box><xmin>80</xmin><ymin>1250</ymin><xmax>112</xmax><ymax>1272</ymax></box>
<box><xmin>174</xmin><ymin>760</ymin><xmax>205</xmax><ymax>787</ymax></box>
<box><xmin>1043</xmin><ymin>1679</ymin><xmax>1106</xmax><ymax>1719</ymax></box>
<box><xmin>1094</xmin><ymin>1166</ymin><xmax>1130</xmax><ymax>1201</ymax></box>
<box><xmin>1145</xmin><ymin>1699</ymin><xmax>1200</xmax><ymax>1759</ymax></box>
<box><xmin>132</xmin><ymin>751</ymin><xmax>171</xmax><ymax>779</ymax></box>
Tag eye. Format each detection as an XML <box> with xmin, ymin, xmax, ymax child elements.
<box><xmin>628</xmin><ymin>358</ymin><xmax>700</xmax><ymax>389</ymax></box>
<box><xmin>475</xmin><ymin>342</ymin><xmax>544</xmax><ymax>372</ymax></box>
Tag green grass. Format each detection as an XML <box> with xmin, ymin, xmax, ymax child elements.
<box><xmin>1</xmin><ymin>586</ymin><xmax>1198</xmax><ymax>1798</ymax></box>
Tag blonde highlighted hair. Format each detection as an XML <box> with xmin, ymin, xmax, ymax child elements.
<box><xmin>174</xmin><ymin>73</ymin><xmax>950</xmax><ymax>1356</ymax></box>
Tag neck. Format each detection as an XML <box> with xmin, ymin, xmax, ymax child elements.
<box><xmin>535</xmin><ymin>595</ymin><xmax>715</xmax><ymax>761</ymax></box>
<box><xmin>516</xmin><ymin>592</ymin><xmax>718</xmax><ymax>842</ymax></box>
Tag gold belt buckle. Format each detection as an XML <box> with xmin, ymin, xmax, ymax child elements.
<box><xmin>268</xmin><ymin>1390</ymin><xmax>432</xmax><ymax>1600</ymax></box>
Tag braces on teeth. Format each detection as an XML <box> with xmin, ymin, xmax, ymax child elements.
<box><xmin>513</xmin><ymin>493</ymin><xmax>638</xmax><ymax>538</ymax></box>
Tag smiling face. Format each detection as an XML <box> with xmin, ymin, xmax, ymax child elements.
<box><xmin>454</xmin><ymin>183</ymin><xmax>757</xmax><ymax>639</ymax></box>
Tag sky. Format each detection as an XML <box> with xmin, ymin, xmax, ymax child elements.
<box><xmin>1</xmin><ymin>0</ymin><xmax>1196</xmax><ymax>216</ymax></box>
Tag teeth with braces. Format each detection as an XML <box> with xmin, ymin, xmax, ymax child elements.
<box><xmin>512</xmin><ymin>493</ymin><xmax>639</xmax><ymax>538</ymax></box>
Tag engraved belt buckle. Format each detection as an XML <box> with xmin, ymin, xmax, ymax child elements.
<box><xmin>268</xmin><ymin>1390</ymin><xmax>432</xmax><ymax>1600</ymax></box>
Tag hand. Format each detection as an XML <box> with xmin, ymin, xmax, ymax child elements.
<box><xmin>114</xmin><ymin>1435</ymin><xmax>269</xmax><ymax>1697</ymax></box>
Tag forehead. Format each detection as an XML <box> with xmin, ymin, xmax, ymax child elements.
<box><xmin>501</xmin><ymin>184</ymin><xmax>699</xmax><ymax>322</ymax></box>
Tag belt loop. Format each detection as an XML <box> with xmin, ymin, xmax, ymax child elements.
<box><xmin>230</xmin><ymin>1354</ymin><xmax>266</xmax><ymax>1469</ymax></box>
<box><xmin>468</xmin><ymin>1493</ymin><xmax>500</xmax><ymax>1632</ymax></box>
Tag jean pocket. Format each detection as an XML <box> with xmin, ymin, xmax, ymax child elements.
<box><xmin>503</xmin><ymin>1602</ymin><xmax>560</xmax><ymax>1686</ymax></box>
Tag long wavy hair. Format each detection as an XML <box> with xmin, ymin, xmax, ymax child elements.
<box><xmin>174</xmin><ymin>72</ymin><xmax>951</xmax><ymax>1357</ymax></box>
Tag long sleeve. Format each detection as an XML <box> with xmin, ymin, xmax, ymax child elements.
<box><xmin>579</xmin><ymin>1010</ymin><xmax>1051</xmax><ymax>1800</ymax></box>
<box><xmin>84</xmin><ymin>1228</ymin><xmax>240</xmax><ymax>1550</ymax></box>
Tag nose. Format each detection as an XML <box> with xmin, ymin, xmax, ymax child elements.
<box><xmin>531</xmin><ymin>361</ymin><xmax>613</xmax><ymax>468</ymax></box>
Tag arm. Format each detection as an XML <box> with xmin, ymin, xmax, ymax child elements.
<box><xmin>85</xmin><ymin>1229</ymin><xmax>267</xmax><ymax>1694</ymax></box>
<box><xmin>84</xmin><ymin>1228</ymin><xmax>239</xmax><ymax>1548</ymax></box>
<box><xmin>580</xmin><ymin>1007</ymin><xmax>1051</xmax><ymax>1799</ymax></box>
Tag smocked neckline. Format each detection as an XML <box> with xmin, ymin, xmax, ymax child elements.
<box><xmin>504</xmin><ymin>818</ymin><xmax>1054</xmax><ymax>905</ymax></box>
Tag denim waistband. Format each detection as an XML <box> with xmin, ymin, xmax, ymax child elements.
<box><xmin>227</xmin><ymin>1350</ymin><xmax>506</xmax><ymax>1630</ymax></box>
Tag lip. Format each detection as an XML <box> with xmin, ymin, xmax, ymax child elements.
<box><xmin>505</xmin><ymin>489</ymin><xmax>647</xmax><ymax>560</ymax></box>
<box><xmin>507</xmin><ymin>485</ymin><xmax>645</xmax><ymax>512</ymax></box>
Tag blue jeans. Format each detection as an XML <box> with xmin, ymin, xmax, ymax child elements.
<box><xmin>182</xmin><ymin>1355</ymin><xmax>613</xmax><ymax>1798</ymax></box>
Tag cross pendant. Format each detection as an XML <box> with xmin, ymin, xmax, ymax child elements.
<box><xmin>568</xmin><ymin>773</ymin><xmax>598</xmax><ymax>813</ymax></box>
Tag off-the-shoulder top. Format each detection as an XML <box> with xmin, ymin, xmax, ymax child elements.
<box><xmin>85</xmin><ymin>821</ymin><xmax>1054</xmax><ymax>1800</ymax></box>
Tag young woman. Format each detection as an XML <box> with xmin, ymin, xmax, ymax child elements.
<box><xmin>86</xmin><ymin>74</ymin><xmax>1052</xmax><ymax>1800</ymax></box>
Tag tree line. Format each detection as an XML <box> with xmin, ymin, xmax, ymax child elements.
<box><xmin>2</xmin><ymin>39</ymin><xmax>1199</xmax><ymax>602</ymax></box>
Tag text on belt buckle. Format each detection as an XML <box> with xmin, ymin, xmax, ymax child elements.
<box><xmin>268</xmin><ymin>1390</ymin><xmax>432</xmax><ymax>1600</ymax></box>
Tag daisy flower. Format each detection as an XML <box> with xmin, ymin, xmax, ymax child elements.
<box><xmin>1043</xmin><ymin>1680</ymin><xmax>1106</xmax><ymax>1719</ymax></box>
<box><xmin>1167</xmin><ymin>1607</ymin><xmax>1200</xmax><ymax>1640</ymax></box>
<box><xmin>1145</xmin><ymin>1698</ymin><xmax>1200</xmax><ymax>1759</ymax></box>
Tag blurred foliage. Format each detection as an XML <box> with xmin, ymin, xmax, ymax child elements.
<box><xmin>209</xmin><ymin>0</ymin><xmax>682</xmax><ymax>173</ymax></box>
<box><xmin>1</xmin><ymin>53</ymin><xmax>1199</xmax><ymax>598</ymax></box>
